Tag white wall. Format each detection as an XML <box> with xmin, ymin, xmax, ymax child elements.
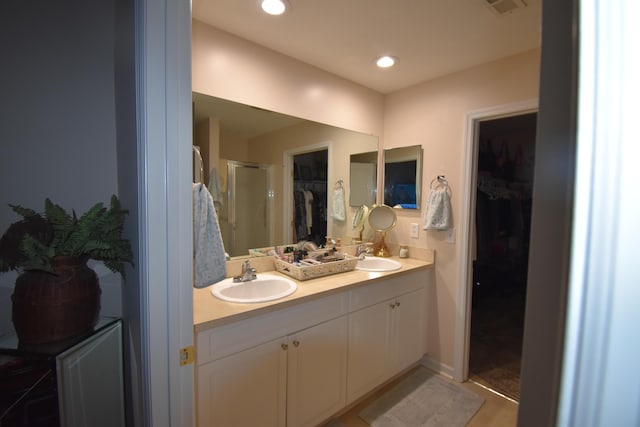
<box><xmin>0</xmin><ymin>2</ymin><xmax>121</xmax><ymax>333</ymax></box>
<box><xmin>383</xmin><ymin>49</ymin><xmax>541</xmax><ymax>368</ymax></box>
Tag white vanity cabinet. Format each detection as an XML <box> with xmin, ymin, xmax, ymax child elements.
<box><xmin>195</xmin><ymin>293</ymin><xmax>348</xmax><ymax>427</ymax></box>
<box><xmin>195</xmin><ymin>266</ymin><xmax>429</xmax><ymax>426</ymax></box>
<box><xmin>196</xmin><ymin>336</ymin><xmax>287</xmax><ymax>427</ymax></box>
<box><xmin>286</xmin><ymin>316</ymin><xmax>348</xmax><ymax>427</ymax></box>
<box><xmin>346</xmin><ymin>271</ymin><xmax>426</xmax><ymax>404</ymax></box>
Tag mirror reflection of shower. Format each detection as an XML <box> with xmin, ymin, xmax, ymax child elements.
<box><xmin>219</xmin><ymin>160</ymin><xmax>273</xmax><ymax>257</ymax></box>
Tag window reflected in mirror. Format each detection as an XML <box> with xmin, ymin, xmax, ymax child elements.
<box><xmin>383</xmin><ymin>145</ymin><xmax>423</xmax><ymax>209</ymax></box>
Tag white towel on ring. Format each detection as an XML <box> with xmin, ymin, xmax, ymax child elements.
<box><xmin>423</xmin><ymin>187</ymin><xmax>452</xmax><ymax>230</ymax></box>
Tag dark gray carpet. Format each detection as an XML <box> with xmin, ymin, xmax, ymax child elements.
<box><xmin>359</xmin><ymin>368</ymin><xmax>484</xmax><ymax>427</ymax></box>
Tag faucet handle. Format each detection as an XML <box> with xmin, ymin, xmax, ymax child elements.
<box><xmin>233</xmin><ymin>259</ymin><xmax>257</xmax><ymax>282</ymax></box>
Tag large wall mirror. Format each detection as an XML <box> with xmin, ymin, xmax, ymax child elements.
<box><xmin>192</xmin><ymin>92</ymin><xmax>379</xmax><ymax>258</ymax></box>
<box><xmin>383</xmin><ymin>145</ymin><xmax>423</xmax><ymax>209</ymax></box>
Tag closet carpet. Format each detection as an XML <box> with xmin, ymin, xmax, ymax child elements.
<box><xmin>469</xmin><ymin>288</ymin><xmax>526</xmax><ymax>401</ymax></box>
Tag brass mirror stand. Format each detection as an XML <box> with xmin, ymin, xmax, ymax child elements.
<box><xmin>375</xmin><ymin>231</ymin><xmax>392</xmax><ymax>257</ymax></box>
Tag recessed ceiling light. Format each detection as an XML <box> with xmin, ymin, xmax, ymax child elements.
<box><xmin>376</xmin><ymin>56</ymin><xmax>396</xmax><ymax>68</ymax></box>
<box><xmin>262</xmin><ymin>0</ymin><xmax>287</xmax><ymax>15</ymax></box>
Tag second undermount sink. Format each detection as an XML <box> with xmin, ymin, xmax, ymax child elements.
<box><xmin>210</xmin><ymin>273</ymin><xmax>298</xmax><ymax>303</ymax></box>
<box><xmin>356</xmin><ymin>256</ymin><xmax>402</xmax><ymax>272</ymax></box>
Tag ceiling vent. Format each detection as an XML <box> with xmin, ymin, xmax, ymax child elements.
<box><xmin>483</xmin><ymin>0</ymin><xmax>528</xmax><ymax>15</ymax></box>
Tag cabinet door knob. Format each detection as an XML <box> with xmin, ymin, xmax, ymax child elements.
<box><xmin>396</xmin><ymin>301</ymin><xmax>401</xmax><ymax>307</ymax></box>
<box><xmin>293</xmin><ymin>340</ymin><xmax>300</xmax><ymax>347</ymax></box>
<box><xmin>281</xmin><ymin>343</ymin><xmax>288</xmax><ymax>350</ymax></box>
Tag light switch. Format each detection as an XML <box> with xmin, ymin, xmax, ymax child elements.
<box><xmin>410</xmin><ymin>223</ymin><xmax>419</xmax><ymax>239</ymax></box>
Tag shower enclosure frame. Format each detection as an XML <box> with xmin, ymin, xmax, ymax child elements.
<box><xmin>225</xmin><ymin>160</ymin><xmax>274</xmax><ymax>257</ymax></box>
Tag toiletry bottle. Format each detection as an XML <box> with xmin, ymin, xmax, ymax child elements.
<box><xmin>399</xmin><ymin>244</ymin><xmax>409</xmax><ymax>258</ymax></box>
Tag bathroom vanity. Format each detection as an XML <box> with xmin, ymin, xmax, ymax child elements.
<box><xmin>193</xmin><ymin>255</ymin><xmax>433</xmax><ymax>427</ymax></box>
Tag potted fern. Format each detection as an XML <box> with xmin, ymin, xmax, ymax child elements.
<box><xmin>0</xmin><ymin>195</ymin><xmax>133</xmax><ymax>345</ymax></box>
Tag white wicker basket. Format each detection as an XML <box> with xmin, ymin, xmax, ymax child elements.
<box><xmin>274</xmin><ymin>255</ymin><xmax>358</xmax><ymax>281</ymax></box>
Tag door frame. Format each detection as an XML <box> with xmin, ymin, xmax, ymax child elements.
<box><xmin>134</xmin><ymin>0</ymin><xmax>193</xmax><ymax>425</ymax></box>
<box><xmin>453</xmin><ymin>98</ymin><xmax>539</xmax><ymax>382</ymax></box>
<box><xmin>283</xmin><ymin>142</ymin><xmax>331</xmax><ymax>244</ymax></box>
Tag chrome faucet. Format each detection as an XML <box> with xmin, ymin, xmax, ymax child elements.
<box><xmin>234</xmin><ymin>259</ymin><xmax>257</xmax><ymax>282</ymax></box>
<box><xmin>356</xmin><ymin>244</ymin><xmax>372</xmax><ymax>259</ymax></box>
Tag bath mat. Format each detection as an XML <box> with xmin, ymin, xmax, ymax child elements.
<box><xmin>359</xmin><ymin>368</ymin><xmax>484</xmax><ymax>427</ymax></box>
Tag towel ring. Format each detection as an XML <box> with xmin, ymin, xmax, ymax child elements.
<box><xmin>430</xmin><ymin>175</ymin><xmax>452</xmax><ymax>196</ymax></box>
<box><xmin>430</xmin><ymin>175</ymin><xmax>448</xmax><ymax>188</ymax></box>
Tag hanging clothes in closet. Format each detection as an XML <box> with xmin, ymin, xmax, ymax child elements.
<box><xmin>294</xmin><ymin>181</ymin><xmax>327</xmax><ymax>246</ymax></box>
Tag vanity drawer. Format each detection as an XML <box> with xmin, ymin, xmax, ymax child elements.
<box><xmin>349</xmin><ymin>271</ymin><xmax>426</xmax><ymax>312</ymax></box>
<box><xmin>196</xmin><ymin>292</ymin><xmax>348</xmax><ymax>364</ymax></box>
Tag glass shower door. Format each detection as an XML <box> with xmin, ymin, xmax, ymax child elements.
<box><xmin>227</xmin><ymin>161</ymin><xmax>271</xmax><ymax>257</ymax></box>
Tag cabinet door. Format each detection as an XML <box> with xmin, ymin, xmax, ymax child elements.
<box><xmin>196</xmin><ymin>337</ymin><xmax>287</xmax><ymax>427</ymax></box>
<box><xmin>346</xmin><ymin>300</ymin><xmax>391</xmax><ymax>404</ymax></box>
<box><xmin>57</xmin><ymin>321</ymin><xmax>124</xmax><ymax>427</ymax></box>
<box><xmin>390</xmin><ymin>288</ymin><xmax>425</xmax><ymax>376</ymax></box>
<box><xmin>287</xmin><ymin>316</ymin><xmax>348</xmax><ymax>427</ymax></box>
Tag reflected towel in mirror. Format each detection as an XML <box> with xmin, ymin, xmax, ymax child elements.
<box><xmin>332</xmin><ymin>186</ymin><xmax>346</xmax><ymax>221</ymax></box>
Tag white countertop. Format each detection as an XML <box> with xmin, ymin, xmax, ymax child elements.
<box><xmin>193</xmin><ymin>254</ymin><xmax>434</xmax><ymax>332</ymax></box>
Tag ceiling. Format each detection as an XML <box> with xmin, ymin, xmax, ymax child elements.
<box><xmin>192</xmin><ymin>0</ymin><xmax>542</xmax><ymax>94</ymax></box>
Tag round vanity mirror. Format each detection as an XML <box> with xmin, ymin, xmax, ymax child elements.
<box><xmin>368</xmin><ymin>205</ymin><xmax>397</xmax><ymax>257</ymax></box>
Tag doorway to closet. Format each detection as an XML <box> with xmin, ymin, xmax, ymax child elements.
<box><xmin>293</xmin><ymin>149</ymin><xmax>328</xmax><ymax>247</ymax></box>
<box><xmin>468</xmin><ymin>112</ymin><xmax>537</xmax><ymax>401</ymax></box>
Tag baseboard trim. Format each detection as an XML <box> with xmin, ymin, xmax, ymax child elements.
<box><xmin>421</xmin><ymin>354</ymin><xmax>455</xmax><ymax>380</ymax></box>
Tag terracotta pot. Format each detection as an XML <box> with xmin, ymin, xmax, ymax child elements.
<box><xmin>11</xmin><ymin>256</ymin><xmax>101</xmax><ymax>345</ymax></box>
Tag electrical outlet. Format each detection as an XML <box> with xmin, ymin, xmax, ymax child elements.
<box><xmin>445</xmin><ymin>228</ymin><xmax>456</xmax><ymax>243</ymax></box>
<box><xmin>410</xmin><ymin>223</ymin><xmax>419</xmax><ymax>239</ymax></box>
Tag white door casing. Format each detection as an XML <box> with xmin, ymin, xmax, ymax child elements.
<box><xmin>135</xmin><ymin>0</ymin><xmax>194</xmax><ymax>425</ymax></box>
<box><xmin>454</xmin><ymin>99</ymin><xmax>538</xmax><ymax>382</ymax></box>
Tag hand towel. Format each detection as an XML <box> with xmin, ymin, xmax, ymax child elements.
<box><xmin>423</xmin><ymin>187</ymin><xmax>453</xmax><ymax>230</ymax></box>
<box><xmin>332</xmin><ymin>187</ymin><xmax>346</xmax><ymax>221</ymax></box>
<box><xmin>193</xmin><ymin>183</ymin><xmax>227</xmax><ymax>287</ymax></box>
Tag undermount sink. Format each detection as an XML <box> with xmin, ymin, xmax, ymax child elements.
<box><xmin>355</xmin><ymin>256</ymin><xmax>402</xmax><ymax>272</ymax></box>
<box><xmin>210</xmin><ymin>273</ymin><xmax>298</xmax><ymax>303</ymax></box>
